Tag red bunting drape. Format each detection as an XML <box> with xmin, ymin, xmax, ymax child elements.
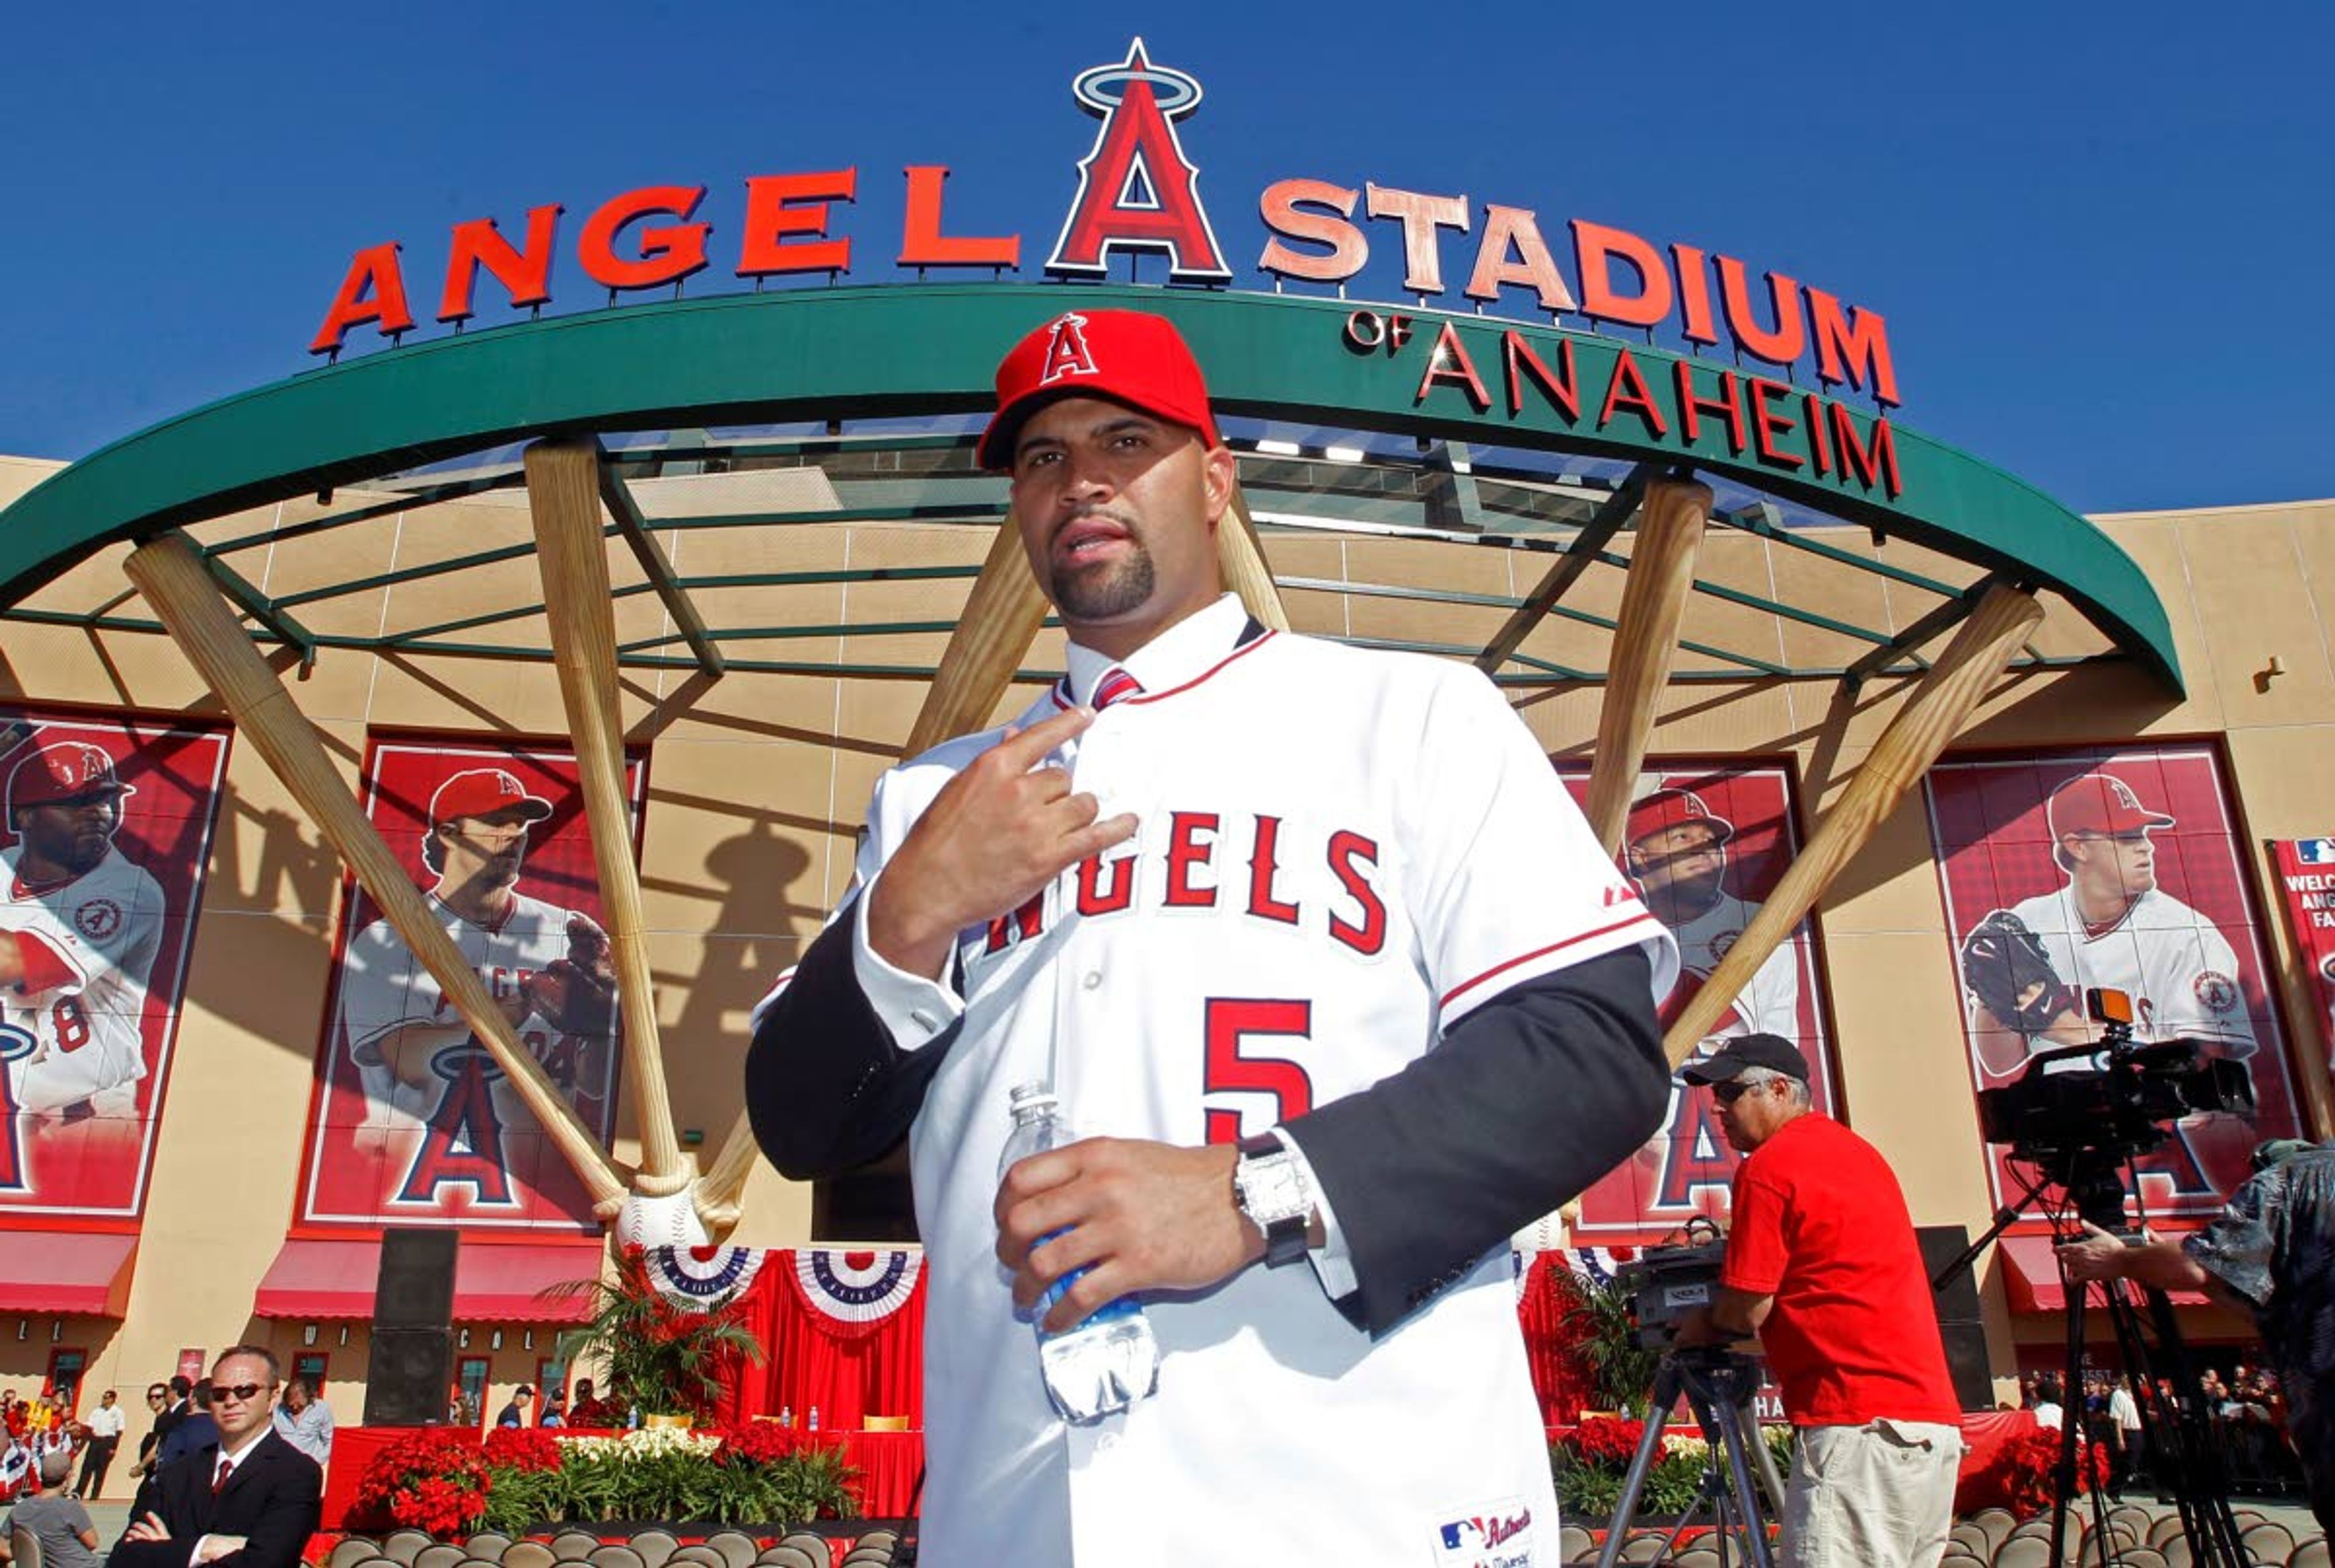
<box><xmin>1517</xmin><ymin>1252</ymin><xmax>1599</xmax><ymax>1426</ymax></box>
<box><xmin>713</xmin><ymin>1247</ymin><xmax>1601</xmax><ymax>1431</ymax></box>
<box><xmin>716</xmin><ymin>1250</ymin><xmax>927</xmax><ymax>1432</ymax></box>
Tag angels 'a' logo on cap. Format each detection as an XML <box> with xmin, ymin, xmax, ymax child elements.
<box><xmin>2110</xmin><ymin>776</ymin><xmax>2147</xmax><ymax>812</ymax></box>
<box><xmin>1038</xmin><ymin>312</ymin><xmax>1101</xmax><ymax>387</ymax></box>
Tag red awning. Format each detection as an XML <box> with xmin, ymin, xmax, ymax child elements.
<box><xmin>253</xmin><ymin>1237</ymin><xmax>602</xmax><ymax>1322</ymax></box>
<box><xmin>1998</xmin><ymin>1234</ymin><xmax>2209</xmax><ymax>1311</ymax></box>
<box><xmin>0</xmin><ymin>1230</ymin><xmax>138</xmax><ymax>1316</ymax></box>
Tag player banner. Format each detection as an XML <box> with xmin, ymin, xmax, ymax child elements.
<box><xmin>2268</xmin><ymin>838</ymin><xmax>2335</xmax><ymax>1089</ymax></box>
<box><xmin>1926</xmin><ymin>745</ymin><xmax>2305</xmax><ymax>1224</ymax></box>
<box><xmin>1555</xmin><ymin>763</ymin><xmax>1837</xmax><ymax>1244</ymax></box>
<box><xmin>296</xmin><ymin>738</ymin><xmax>641</xmax><ymax>1232</ymax></box>
<box><xmin>0</xmin><ymin>708</ymin><xmax>229</xmax><ymax>1220</ymax></box>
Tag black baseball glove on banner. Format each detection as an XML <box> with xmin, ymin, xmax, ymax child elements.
<box><xmin>523</xmin><ymin>912</ymin><xmax>618</xmax><ymax>1037</ymax></box>
<box><xmin>1959</xmin><ymin>908</ymin><xmax>2077</xmax><ymax>1034</ymax></box>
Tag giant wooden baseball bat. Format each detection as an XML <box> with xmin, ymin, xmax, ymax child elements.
<box><xmin>1663</xmin><ymin>582</ymin><xmax>2044</xmax><ymax>1063</ymax></box>
<box><xmin>1585</xmin><ymin>478</ymin><xmax>1709</xmax><ymax>856</ymax></box>
<box><xmin>1220</xmin><ymin>483</ymin><xmax>1291</xmax><ymax>633</ymax></box>
<box><xmin>125</xmin><ymin>533</ymin><xmax>628</xmax><ymax>1207</ymax></box>
<box><xmin>525</xmin><ymin>439</ymin><xmax>687</xmax><ymax>1193</ymax></box>
<box><xmin>903</xmin><ymin>521</ymin><xmax>1053</xmax><ymax>759</ymax></box>
<box><xmin>696</xmin><ymin>1108</ymin><xmax>760</xmax><ymax>1236</ymax></box>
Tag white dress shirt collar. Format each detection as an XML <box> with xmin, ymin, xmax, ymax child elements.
<box><xmin>1061</xmin><ymin>593</ymin><xmax>1249</xmax><ymax>708</ymax></box>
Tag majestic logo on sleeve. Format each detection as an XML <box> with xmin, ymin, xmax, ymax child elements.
<box><xmin>1045</xmin><ymin>39</ymin><xmax>1231</xmax><ymax>283</ymax></box>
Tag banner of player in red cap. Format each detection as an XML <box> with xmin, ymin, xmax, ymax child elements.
<box><xmin>1554</xmin><ymin>763</ymin><xmax>1838</xmax><ymax>1246</ymax></box>
<box><xmin>294</xmin><ymin>739</ymin><xmax>638</xmax><ymax>1232</ymax></box>
<box><xmin>1926</xmin><ymin>745</ymin><xmax>2305</xmax><ymax>1220</ymax></box>
<box><xmin>0</xmin><ymin>710</ymin><xmax>229</xmax><ymax>1219</ymax></box>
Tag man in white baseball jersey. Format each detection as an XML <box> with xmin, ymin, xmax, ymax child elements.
<box><xmin>336</xmin><ymin>767</ymin><xmax>614</xmax><ymax>1211</ymax></box>
<box><xmin>749</xmin><ymin>309</ymin><xmax>1678</xmax><ymax>1565</ymax></box>
<box><xmin>0</xmin><ymin>742</ymin><xmax>164</xmax><ymax>1170</ymax></box>
<box><xmin>1968</xmin><ymin>770</ymin><xmax>2257</xmax><ymax>1079</ymax></box>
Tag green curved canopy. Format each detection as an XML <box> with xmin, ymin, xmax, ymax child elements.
<box><xmin>0</xmin><ymin>282</ymin><xmax>2178</xmax><ymax>691</ymax></box>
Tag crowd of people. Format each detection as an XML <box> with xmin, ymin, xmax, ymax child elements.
<box><xmin>1</xmin><ymin>1350</ymin><xmax>327</xmax><ymax>1568</ymax></box>
<box><xmin>0</xmin><ymin>1373</ymin><xmax>335</xmax><ymax>1509</ymax></box>
<box><xmin>2016</xmin><ymin>1363</ymin><xmax>2306</xmax><ymax>1500</ymax></box>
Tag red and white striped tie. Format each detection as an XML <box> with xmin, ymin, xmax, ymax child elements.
<box><xmin>1091</xmin><ymin>668</ymin><xmax>1143</xmax><ymax>710</ymax></box>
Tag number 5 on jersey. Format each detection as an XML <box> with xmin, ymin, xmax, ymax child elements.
<box><xmin>1202</xmin><ymin>998</ymin><xmax>1314</xmax><ymax>1145</ymax></box>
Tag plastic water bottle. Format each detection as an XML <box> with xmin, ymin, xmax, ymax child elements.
<box><xmin>999</xmin><ymin>1081</ymin><xmax>1161</xmax><ymax>1421</ymax></box>
<box><xmin>778</xmin><ymin>1404</ymin><xmax>792</xmax><ymax>1429</ymax></box>
<box><xmin>807</xmin><ymin>1405</ymin><xmax>820</xmax><ymax>1432</ymax></box>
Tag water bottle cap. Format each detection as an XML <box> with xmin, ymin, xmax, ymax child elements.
<box><xmin>1008</xmin><ymin>1081</ymin><xmax>1059</xmax><ymax>1116</ymax></box>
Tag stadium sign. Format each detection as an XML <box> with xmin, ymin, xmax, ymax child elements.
<box><xmin>308</xmin><ymin>40</ymin><xmax>1899</xmax><ymax>410</ymax></box>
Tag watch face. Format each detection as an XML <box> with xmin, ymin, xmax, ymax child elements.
<box><xmin>1239</xmin><ymin>1155</ymin><xmax>1310</xmax><ymax>1226</ymax></box>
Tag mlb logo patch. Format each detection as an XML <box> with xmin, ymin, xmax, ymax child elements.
<box><xmin>1432</xmin><ymin>1499</ymin><xmax>1534</xmax><ymax>1566</ymax></box>
<box><xmin>2299</xmin><ymin>838</ymin><xmax>2335</xmax><ymax>865</ymax></box>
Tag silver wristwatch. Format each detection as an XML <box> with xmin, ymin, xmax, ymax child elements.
<box><xmin>1234</xmin><ymin>1133</ymin><xmax>1315</xmax><ymax>1268</ymax></box>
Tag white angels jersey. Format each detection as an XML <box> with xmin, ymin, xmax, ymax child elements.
<box><xmin>2007</xmin><ymin>883</ymin><xmax>2256</xmax><ymax>1054</ymax></box>
<box><xmin>803</xmin><ymin>603</ymin><xmax>1676</xmax><ymax>1566</ymax></box>
<box><xmin>337</xmin><ymin>890</ymin><xmax>610</xmax><ymax>1166</ymax></box>
<box><xmin>1</xmin><ymin>846</ymin><xmax>164</xmax><ymax>1117</ymax></box>
<box><xmin>1660</xmin><ymin>888</ymin><xmax>1799</xmax><ymax>1042</ymax></box>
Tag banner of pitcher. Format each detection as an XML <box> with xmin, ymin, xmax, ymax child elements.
<box><xmin>295</xmin><ymin>737</ymin><xmax>642</xmax><ymax>1234</ymax></box>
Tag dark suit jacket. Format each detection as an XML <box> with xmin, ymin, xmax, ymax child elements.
<box><xmin>109</xmin><ymin>1430</ymin><xmax>322</xmax><ymax>1568</ymax></box>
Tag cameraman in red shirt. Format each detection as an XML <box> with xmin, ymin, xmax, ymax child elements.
<box><xmin>1676</xmin><ymin>1034</ymin><xmax>1965</xmax><ymax>1567</ymax></box>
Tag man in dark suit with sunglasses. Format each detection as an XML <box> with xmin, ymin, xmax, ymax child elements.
<box><xmin>108</xmin><ymin>1347</ymin><xmax>320</xmax><ymax>1568</ymax></box>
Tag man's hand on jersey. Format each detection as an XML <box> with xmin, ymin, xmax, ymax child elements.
<box><xmin>994</xmin><ymin>1138</ymin><xmax>1257</xmax><ymax>1333</ymax></box>
<box><xmin>868</xmin><ymin>708</ymin><xmax>1138</xmax><ymax>980</ymax></box>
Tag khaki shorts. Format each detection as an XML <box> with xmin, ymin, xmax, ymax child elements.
<box><xmin>1779</xmin><ymin>1418</ymin><xmax>1963</xmax><ymax>1568</ymax></box>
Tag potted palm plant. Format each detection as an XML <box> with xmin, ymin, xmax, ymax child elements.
<box><xmin>547</xmin><ymin>1246</ymin><xmax>764</xmax><ymax>1426</ymax></box>
<box><xmin>1555</xmin><ymin>1264</ymin><xmax>1662</xmax><ymax>1418</ymax></box>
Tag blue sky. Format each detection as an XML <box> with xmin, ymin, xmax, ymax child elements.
<box><xmin>2</xmin><ymin>2</ymin><xmax>2327</xmax><ymax>514</ymax></box>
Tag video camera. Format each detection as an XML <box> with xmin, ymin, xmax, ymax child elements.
<box><xmin>1616</xmin><ymin>1220</ymin><xmax>1730</xmax><ymax>1350</ymax></box>
<box><xmin>1976</xmin><ymin>987</ymin><xmax>2254</xmax><ymax>1227</ymax></box>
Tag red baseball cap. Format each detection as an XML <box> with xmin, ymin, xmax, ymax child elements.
<box><xmin>429</xmin><ymin>768</ymin><xmax>553</xmax><ymax>826</ymax></box>
<box><xmin>2047</xmin><ymin>772</ymin><xmax>2173</xmax><ymax>841</ymax></box>
<box><xmin>1626</xmin><ymin>787</ymin><xmax>1735</xmax><ymax>849</ymax></box>
<box><xmin>7</xmin><ymin>741</ymin><xmax>134</xmax><ymax>821</ymax></box>
<box><xmin>977</xmin><ymin>309</ymin><xmax>1222</xmax><ymax>471</ymax></box>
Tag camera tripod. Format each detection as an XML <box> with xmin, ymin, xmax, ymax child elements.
<box><xmin>1596</xmin><ymin>1347</ymin><xmax>1788</xmax><ymax>1568</ymax></box>
<box><xmin>1938</xmin><ymin>1160</ymin><xmax>2250</xmax><ymax>1568</ymax></box>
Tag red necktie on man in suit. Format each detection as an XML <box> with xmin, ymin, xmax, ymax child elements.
<box><xmin>213</xmin><ymin>1456</ymin><xmax>232</xmax><ymax>1493</ymax></box>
